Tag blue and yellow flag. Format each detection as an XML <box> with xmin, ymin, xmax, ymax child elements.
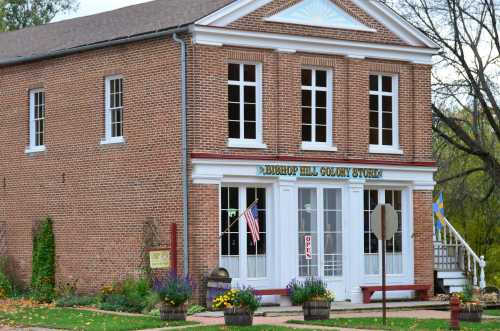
<box><xmin>433</xmin><ymin>192</ymin><xmax>445</xmax><ymax>230</ymax></box>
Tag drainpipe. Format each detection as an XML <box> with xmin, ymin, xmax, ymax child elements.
<box><xmin>172</xmin><ymin>32</ymin><xmax>189</xmax><ymax>277</ymax></box>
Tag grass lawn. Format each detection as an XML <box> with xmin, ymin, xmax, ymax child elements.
<box><xmin>289</xmin><ymin>317</ymin><xmax>500</xmax><ymax>330</ymax></box>
<box><xmin>188</xmin><ymin>326</ymin><xmax>330</xmax><ymax>331</ymax></box>
<box><xmin>485</xmin><ymin>309</ymin><xmax>500</xmax><ymax>316</ymax></box>
<box><xmin>0</xmin><ymin>307</ymin><xmax>195</xmax><ymax>331</ymax></box>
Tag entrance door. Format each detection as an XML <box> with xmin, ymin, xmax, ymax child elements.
<box><xmin>298</xmin><ymin>187</ymin><xmax>346</xmax><ymax>300</ymax></box>
<box><xmin>220</xmin><ymin>186</ymin><xmax>272</xmax><ymax>288</ymax></box>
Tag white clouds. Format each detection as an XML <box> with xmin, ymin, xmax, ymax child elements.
<box><xmin>53</xmin><ymin>0</ymin><xmax>153</xmax><ymax>22</ymax></box>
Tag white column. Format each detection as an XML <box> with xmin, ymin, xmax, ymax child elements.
<box><xmin>347</xmin><ymin>179</ymin><xmax>365</xmax><ymax>304</ymax></box>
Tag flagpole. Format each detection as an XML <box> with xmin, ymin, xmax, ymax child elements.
<box><xmin>219</xmin><ymin>199</ymin><xmax>259</xmax><ymax>240</ymax></box>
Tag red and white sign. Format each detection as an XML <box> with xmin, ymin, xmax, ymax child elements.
<box><xmin>305</xmin><ymin>235</ymin><xmax>312</xmax><ymax>260</ymax></box>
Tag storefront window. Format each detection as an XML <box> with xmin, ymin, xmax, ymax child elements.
<box><xmin>385</xmin><ymin>190</ymin><xmax>403</xmax><ymax>274</ymax></box>
<box><xmin>324</xmin><ymin>189</ymin><xmax>342</xmax><ymax>277</ymax></box>
<box><xmin>298</xmin><ymin>188</ymin><xmax>318</xmax><ymax>277</ymax></box>
<box><xmin>221</xmin><ymin>187</ymin><xmax>240</xmax><ymax>277</ymax></box>
<box><xmin>246</xmin><ymin>187</ymin><xmax>267</xmax><ymax>278</ymax></box>
<box><xmin>364</xmin><ymin>189</ymin><xmax>379</xmax><ymax>275</ymax></box>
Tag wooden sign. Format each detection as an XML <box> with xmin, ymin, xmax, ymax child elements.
<box><xmin>305</xmin><ymin>235</ymin><xmax>312</xmax><ymax>260</ymax></box>
<box><xmin>149</xmin><ymin>250</ymin><xmax>170</xmax><ymax>269</ymax></box>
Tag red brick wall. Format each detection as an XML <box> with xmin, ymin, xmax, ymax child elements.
<box><xmin>227</xmin><ymin>0</ymin><xmax>407</xmax><ymax>46</ymax></box>
<box><xmin>413</xmin><ymin>191</ymin><xmax>435</xmax><ymax>294</ymax></box>
<box><xmin>0</xmin><ymin>37</ymin><xmax>184</xmax><ymax>292</ymax></box>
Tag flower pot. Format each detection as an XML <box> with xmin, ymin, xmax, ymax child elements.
<box><xmin>459</xmin><ymin>303</ymin><xmax>483</xmax><ymax>322</ymax></box>
<box><xmin>159</xmin><ymin>303</ymin><xmax>187</xmax><ymax>321</ymax></box>
<box><xmin>224</xmin><ymin>307</ymin><xmax>254</xmax><ymax>326</ymax></box>
<box><xmin>303</xmin><ymin>299</ymin><xmax>331</xmax><ymax>320</ymax></box>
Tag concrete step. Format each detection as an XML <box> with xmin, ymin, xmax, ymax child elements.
<box><xmin>437</xmin><ymin>271</ymin><xmax>465</xmax><ymax>279</ymax></box>
<box><xmin>443</xmin><ymin>278</ymin><xmax>467</xmax><ymax>286</ymax></box>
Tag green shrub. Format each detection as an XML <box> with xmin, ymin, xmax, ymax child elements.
<box><xmin>98</xmin><ymin>277</ymin><xmax>152</xmax><ymax>313</ymax></box>
<box><xmin>0</xmin><ymin>271</ymin><xmax>13</xmax><ymax>298</ymax></box>
<box><xmin>56</xmin><ymin>295</ymin><xmax>96</xmax><ymax>307</ymax></box>
<box><xmin>31</xmin><ymin>217</ymin><xmax>55</xmax><ymax>303</ymax></box>
<box><xmin>187</xmin><ymin>304</ymin><xmax>206</xmax><ymax>315</ymax></box>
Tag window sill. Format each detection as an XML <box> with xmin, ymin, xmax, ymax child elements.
<box><xmin>301</xmin><ymin>142</ymin><xmax>338</xmax><ymax>152</ymax></box>
<box><xmin>25</xmin><ymin>146</ymin><xmax>46</xmax><ymax>154</ymax></box>
<box><xmin>227</xmin><ymin>139</ymin><xmax>267</xmax><ymax>149</ymax></box>
<box><xmin>101</xmin><ymin>137</ymin><xmax>125</xmax><ymax>145</ymax></box>
<box><xmin>369</xmin><ymin>145</ymin><xmax>403</xmax><ymax>155</ymax></box>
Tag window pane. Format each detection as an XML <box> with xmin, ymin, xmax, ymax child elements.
<box><xmin>302</xmin><ymin>125</ymin><xmax>312</xmax><ymax>142</ymax></box>
<box><xmin>302</xmin><ymin>69</ymin><xmax>312</xmax><ymax>86</ymax></box>
<box><xmin>369</xmin><ymin>75</ymin><xmax>378</xmax><ymax>91</ymax></box>
<box><xmin>382</xmin><ymin>76</ymin><xmax>393</xmax><ymax>92</ymax></box>
<box><xmin>244</xmin><ymin>65</ymin><xmax>256</xmax><ymax>82</ymax></box>
<box><xmin>382</xmin><ymin>96</ymin><xmax>392</xmax><ymax>113</ymax></box>
<box><xmin>316</xmin><ymin>125</ymin><xmax>327</xmax><ymax>142</ymax></box>
<box><xmin>316</xmin><ymin>108</ymin><xmax>326</xmax><ymax>125</ymax></box>
<box><xmin>382</xmin><ymin>112</ymin><xmax>392</xmax><ymax>129</ymax></box>
<box><xmin>298</xmin><ymin>188</ymin><xmax>318</xmax><ymax>277</ymax></box>
<box><xmin>369</xmin><ymin>128</ymin><xmax>378</xmax><ymax>145</ymax></box>
<box><xmin>316</xmin><ymin>70</ymin><xmax>327</xmax><ymax>87</ymax></box>
<box><xmin>244</xmin><ymin>86</ymin><xmax>256</xmax><ymax>103</ymax></box>
<box><xmin>229</xmin><ymin>103</ymin><xmax>239</xmax><ymax>121</ymax></box>
<box><xmin>230</xmin><ymin>233</ymin><xmax>239</xmax><ymax>255</ymax></box>
<box><xmin>228</xmin><ymin>64</ymin><xmax>240</xmax><ymax>81</ymax></box>
<box><xmin>369</xmin><ymin>111</ymin><xmax>378</xmax><ymax>128</ymax></box>
<box><xmin>370</xmin><ymin>95</ymin><xmax>378</xmax><ymax>111</ymax></box>
<box><xmin>228</xmin><ymin>85</ymin><xmax>240</xmax><ymax>102</ymax></box>
<box><xmin>302</xmin><ymin>90</ymin><xmax>312</xmax><ymax>107</ymax></box>
<box><xmin>221</xmin><ymin>187</ymin><xmax>228</xmax><ymax>209</ymax></box>
<box><xmin>302</xmin><ymin>107</ymin><xmax>312</xmax><ymax>124</ymax></box>
<box><xmin>382</xmin><ymin>129</ymin><xmax>393</xmax><ymax>145</ymax></box>
<box><xmin>316</xmin><ymin>91</ymin><xmax>326</xmax><ymax>108</ymax></box>
<box><xmin>229</xmin><ymin>121</ymin><xmax>240</xmax><ymax>138</ymax></box>
<box><xmin>229</xmin><ymin>187</ymin><xmax>238</xmax><ymax>208</ymax></box>
<box><xmin>244</xmin><ymin>104</ymin><xmax>256</xmax><ymax>121</ymax></box>
<box><xmin>325</xmin><ymin>189</ymin><xmax>341</xmax><ymax>210</ymax></box>
<box><xmin>244</xmin><ymin>122</ymin><xmax>256</xmax><ymax>139</ymax></box>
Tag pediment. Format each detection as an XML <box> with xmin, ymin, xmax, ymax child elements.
<box><xmin>265</xmin><ymin>0</ymin><xmax>375</xmax><ymax>32</ymax></box>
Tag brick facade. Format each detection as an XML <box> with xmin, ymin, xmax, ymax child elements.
<box><xmin>0</xmin><ymin>0</ymin><xmax>435</xmax><ymax>302</ymax></box>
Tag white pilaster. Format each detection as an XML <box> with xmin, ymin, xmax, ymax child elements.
<box><xmin>347</xmin><ymin>179</ymin><xmax>365</xmax><ymax>303</ymax></box>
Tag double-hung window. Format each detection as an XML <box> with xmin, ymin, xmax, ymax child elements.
<box><xmin>227</xmin><ymin>63</ymin><xmax>265</xmax><ymax>149</ymax></box>
<box><xmin>26</xmin><ymin>89</ymin><xmax>46</xmax><ymax>153</ymax></box>
<box><xmin>301</xmin><ymin>68</ymin><xmax>335</xmax><ymax>151</ymax></box>
<box><xmin>369</xmin><ymin>74</ymin><xmax>401</xmax><ymax>154</ymax></box>
<box><xmin>102</xmin><ymin>76</ymin><xmax>124</xmax><ymax>144</ymax></box>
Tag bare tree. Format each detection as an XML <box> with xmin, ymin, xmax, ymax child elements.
<box><xmin>394</xmin><ymin>0</ymin><xmax>500</xmax><ymax>192</ymax></box>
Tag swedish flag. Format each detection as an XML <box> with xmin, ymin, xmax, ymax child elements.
<box><xmin>433</xmin><ymin>192</ymin><xmax>445</xmax><ymax>230</ymax></box>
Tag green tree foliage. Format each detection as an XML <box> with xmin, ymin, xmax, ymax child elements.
<box><xmin>31</xmin><ymin>217</ymin><xmax>55</xmax><ymax>302</ymax></box>
<box><xmin>0</xmin><ymin>0</ymin><xmax>78</xmax><ymax>32</ymax></box>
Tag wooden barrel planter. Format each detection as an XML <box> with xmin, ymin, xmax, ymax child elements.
<box><xmin>224</xmin><ymin>307</ymin><xmax>254</xmax><ymax>326</ymax></box>
<box><xmin>159</xmin><ymin>304</ymin><xmax>187</xmax><ymax>321</ymax></box>
<box><xmin>459</xmin><ymin>303</ymin><xmax>483</xmax><ymax>323</ymax></box>
<box><xmin>303</xmin><ymin>299</ymin><xmax>331</xmax><ymax>320</ymax></box>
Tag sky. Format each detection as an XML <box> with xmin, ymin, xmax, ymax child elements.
<box><xmin>53</xmin><ymin>0</ymin><xmax>153</xmax><ymax>22</ymax></box>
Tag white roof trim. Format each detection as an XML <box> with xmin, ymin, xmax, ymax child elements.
<box><xmin>196</xmin><ymin>0</ymin><xmax>273</xmax><ymax>26</ymax></box>
<box><xmin>353</xmin><ymin>0</ymin><xmax>439</xmax><ymax>48</ymax></box>
<box><xmin>191</xmin><ymin>26</ymin><xmax>438</xmax><ymax>64</ymax></box>
<box><xmin>264</xmin><ymin>0</ymin><xmax>376</xmax><ymax>32</ymax></box>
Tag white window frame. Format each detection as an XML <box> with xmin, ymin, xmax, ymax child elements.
<box><xmin>227</xmin><ymin>63</ymin><xmax>266</xmax><ymax>149</ymax></box>
<box><xmin>25</xmin><ymin>89</ymin><xmax>46</xmax><ymax>154</ymax></box>
<box><xmin>368</xmin><ymin>73</ymin><xmax>402</xmax><ymax>155</ymax></box>
<box><xmin>101</xmin><ymin>75</ymin><xmax>125</xmax><ymax>145</ymax></box>
<box><xmin>301</xmin><ymin>67</ymin><xmax>336</xmax><ymax>151</ymax></box>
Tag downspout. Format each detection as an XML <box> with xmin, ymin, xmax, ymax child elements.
<box><xmin>172</xmin><ymin>32</ymin><xmax>189</xmax><ymax>277</ymax></box>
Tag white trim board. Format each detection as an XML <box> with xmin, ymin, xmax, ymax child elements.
<box><xmin>195</xmin><ymin>0</ymin><xmax>438</xmax><ymax>49</ymax></box>
<box><xmin>191</xmin><ymin>26</ymin><xmax>438</xmax><ymax>64</ymax></box>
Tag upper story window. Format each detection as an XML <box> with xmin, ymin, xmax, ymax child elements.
<box><xmin>301</xmin><ymin>68</ymin><xmax>336</xmax><ymax>151</ymax></box>
<box><xmin>369</xmin><ymin>74</ymin><xmax>401</xmax><ymax>154</ymax></box>
<box><xmin>227</xmin><ymin>63</ymin><xmax>265</xmax><ymax>149</ymax></box>
<box><xmin>26</xmin><ymin>89</ymin><xmax>46</xmax><ymax>153</ymax></box>
<box><xmin>102</xmin><ymin>76</ymin><xmax>124</xmax><ymax>145</ymax></box>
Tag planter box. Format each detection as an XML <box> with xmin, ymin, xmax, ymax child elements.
<box><xmin>160</xmin><ymin>304</ymin><xmax>187</xmax><ymax>321</ymax></box>
<box><xmin>459</xmin><ymin>310</ymin><xmax>483</xmax><ymax>322</ymax></box>
<box><xmin>224</xmin><ymin>307</ymin><xmax>254</xmax><ymax>326</ymax></box>
<box><xmin>303</xmin><ymin>299</ymin><xmax>331</xmax><ymax>320</ymax></box>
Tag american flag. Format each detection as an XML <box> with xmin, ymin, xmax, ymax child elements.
<box><xmin>243</xmin><ymin>202</ymin><xmax>260</xmax><ymax>245</ymax></box>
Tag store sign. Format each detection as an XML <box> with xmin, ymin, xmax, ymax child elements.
<box><xmin>257</xmin><ymin>165</ymin><xmax>383</xmax><ymax>179</ymax></box>
<box><xmin>305</xmin><ymin>235</ymin><xmax>312</xmax><ymax>260</ymax></box>
<box><xmin>149</xmin><ymin>250</ymin><xmax>170</xmax><ymax>269</ymax></box>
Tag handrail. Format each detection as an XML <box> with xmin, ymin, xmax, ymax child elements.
<box><xmin>434</xmin><ymin>216</ymin><xmax>486</xmax><ymax>289</ymax></box>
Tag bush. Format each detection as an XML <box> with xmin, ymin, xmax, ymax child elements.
<box><xmin>56</xmin><ymin>295</ymin><xmax>96</xmax><ymax>307</ymax></box>
<box><xmin>286</xmin><ymin>278</ymin><xmax>335</xmax><ymax>305</ymax></box>
<box><xmin>187</xmin><ymin>304</ymin><xmax>206</xmax><ymax>315</ymax></box>
<box><xmin>0</xmin><ymin>271</ymin><xmax>13</xmax><ymax>299</ymax></box>
<box><xmin>152</xmin><ymin>271</ymin><xmax>193</xmax><ymax>307</ymax></box>
<box><xmin>98</xmin><ymin>277</ymin><xmax>152</xmax><ymax>313</ymax></box>
<box><xmin>31</xmin><ymin>217</ymin><xmax>55</xmax><ymax>303</ymax></box>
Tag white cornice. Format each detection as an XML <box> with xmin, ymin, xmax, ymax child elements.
<box><xmin>191</xmin><ymin>26</ymin><xmax>438</xmax><ymax>64</ymax></box>
<box><xmin>196</xmin><ymin>0</ymin><xmax>273</xmax><ymax>27</ymax></box>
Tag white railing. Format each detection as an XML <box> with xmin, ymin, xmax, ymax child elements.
<box><xmin>433</xmin><ymin>216</ymin><xmax>486</xmax><ymax>289</ymax></box>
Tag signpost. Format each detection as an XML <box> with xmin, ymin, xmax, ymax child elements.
<box><xmin>371</xmin><ymin>204</ymin><xmax>398</xmax><ymax>325</ymax></box>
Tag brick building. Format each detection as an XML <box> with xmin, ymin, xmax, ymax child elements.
<box><xmin>0</xmin><ymin>0</ymin><xmax>439</xmax><ymax>304</ymax></box>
